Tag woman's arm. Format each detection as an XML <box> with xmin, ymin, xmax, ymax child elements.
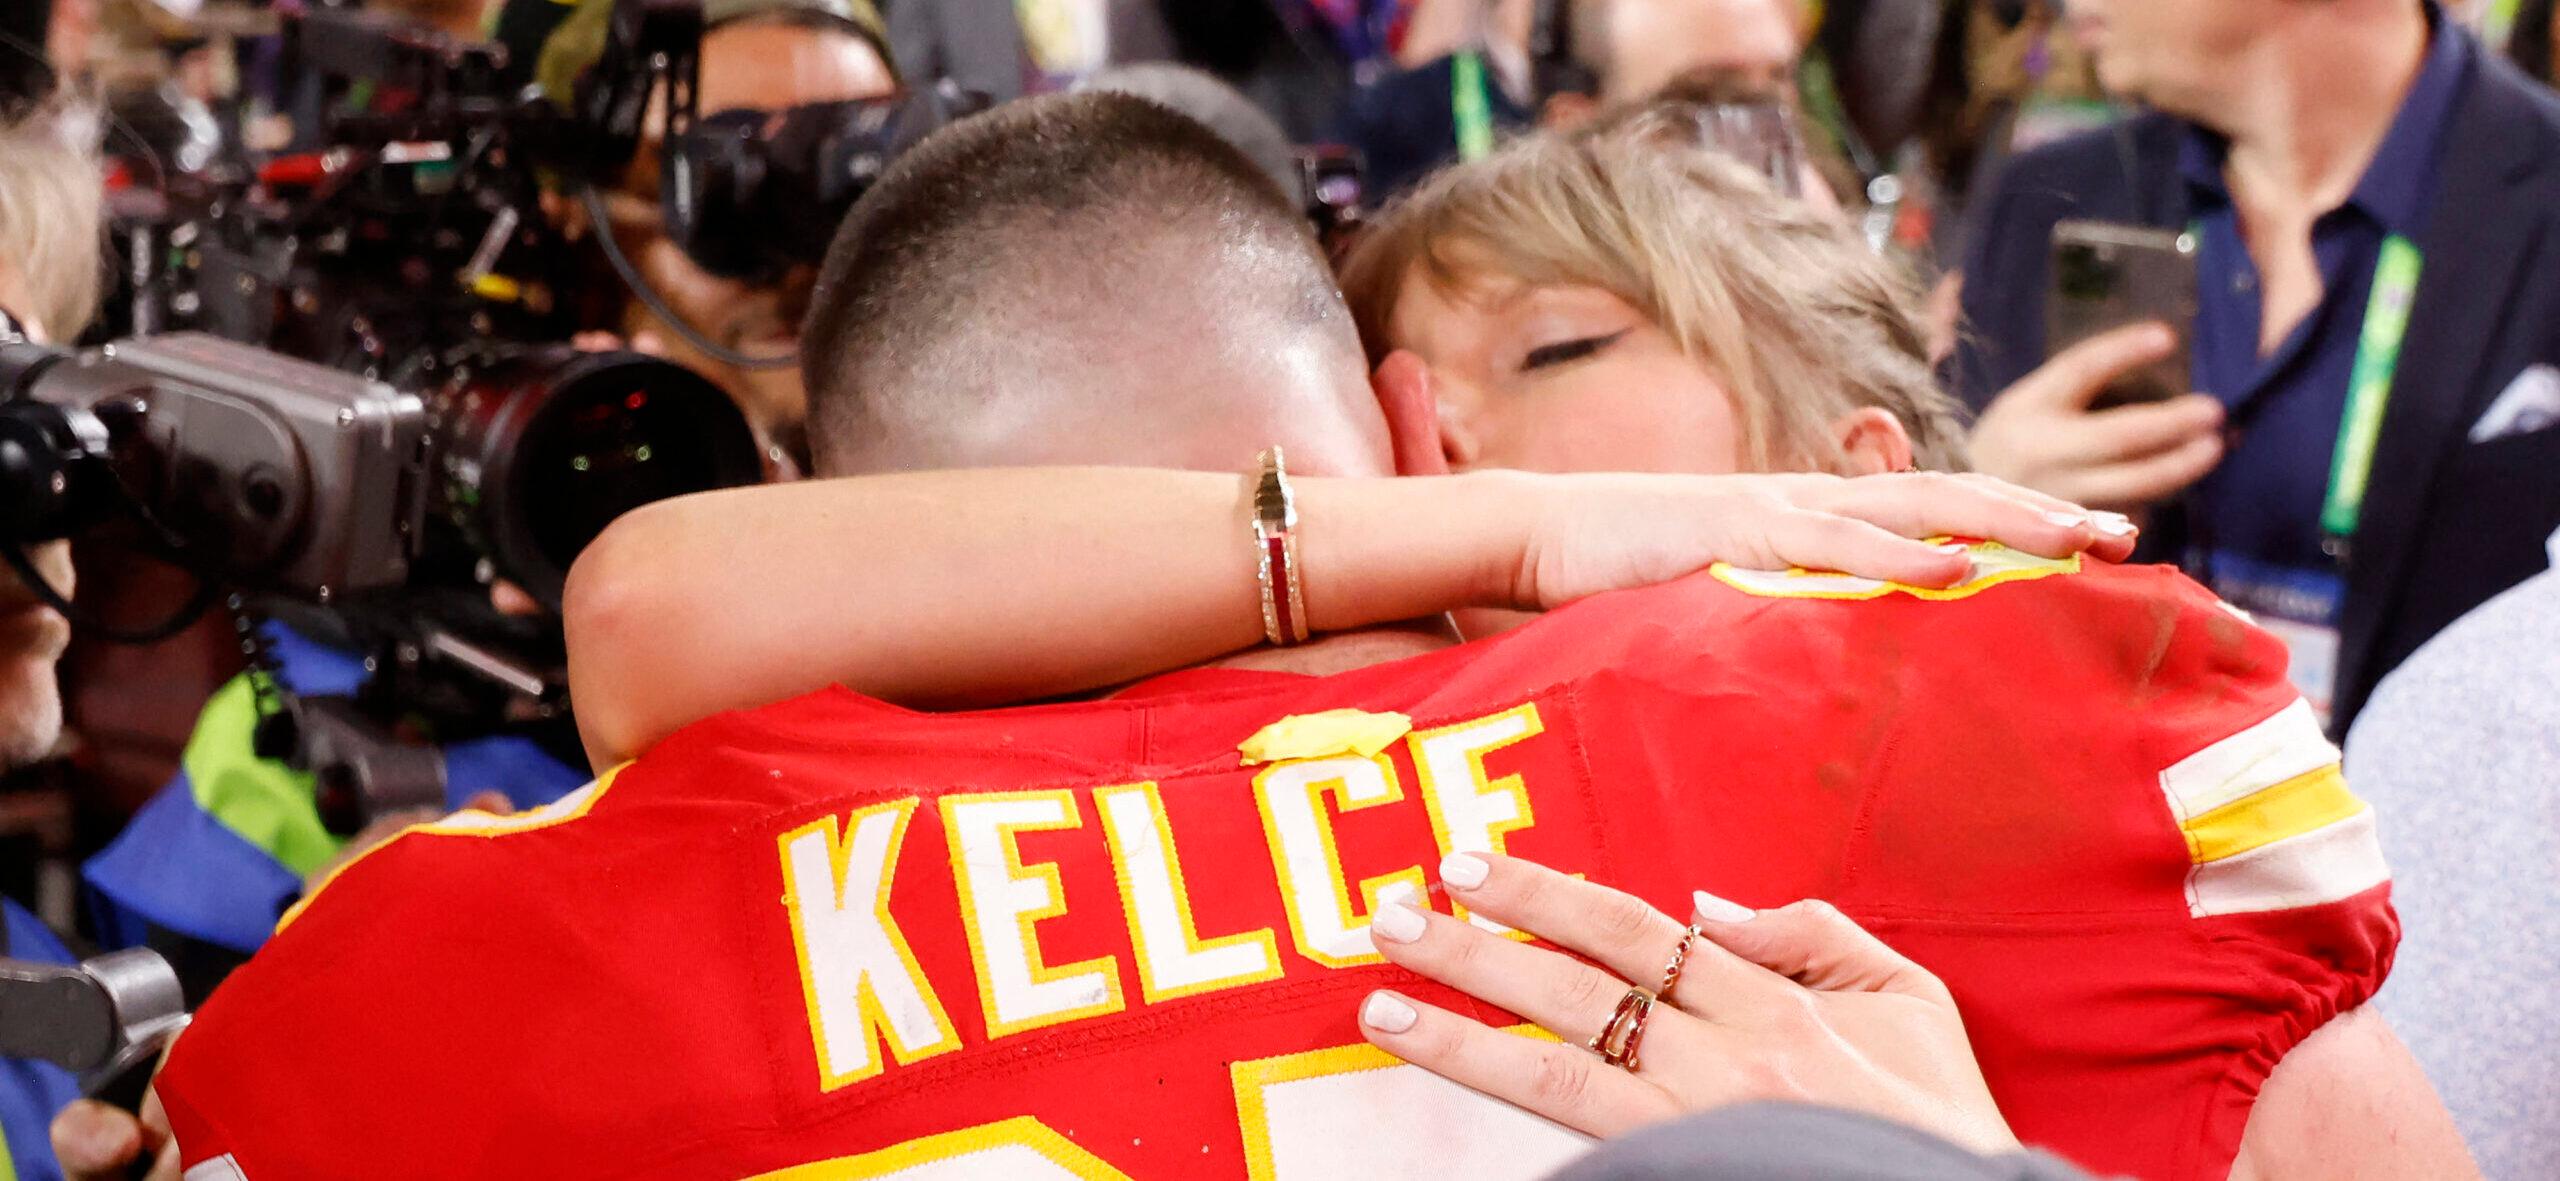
<box><xmin>564</xmin><ymin>467</ymin><xmax>2127</xmax><ymax>770</ymax></box>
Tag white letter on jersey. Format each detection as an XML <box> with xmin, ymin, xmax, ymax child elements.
<box><xmin>941</xmin><ymin>791</ymin><xmax>1127</xmax><ymax>1039</ymax></box>
<box><xmin>1252</xmin><ymin>755</ymin><xmax>1428</xmax><ymax>969</ymax></box>
<box><xmin>1412</xmin><ymin>704</ymin><xmax>1546</xmax><ymax>933</ymax></box>
<box><xmin>777</xmin><ymin>799</ymin><xmax>962</xmax><ymax>1091</ymax></box>
<box><xmin>1095</xmin><ymin>782</ymin><xmax>1284</xmax><ymax>1003</ymax></box>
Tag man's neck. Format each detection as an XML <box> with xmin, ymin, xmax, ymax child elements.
<box><xmin>2210</xmin><ymin>2</ymin><xmax>2431</xmax><ymax>218</ymax></box>
<box><xmin>1205</xmin><ymin>618</ymin><xmax>1461</xmax><ymax>678</ymax></box>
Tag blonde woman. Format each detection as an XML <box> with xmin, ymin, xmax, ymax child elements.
<box><xmin>1337</xmin><ymin>105</ymin><xmax>1972</xmax><ymax>630</ymax></box>
<box><xmin>1343</xmin><ymin>104</ymin><xmax>1962</xmax><ymax>483</ymax></box>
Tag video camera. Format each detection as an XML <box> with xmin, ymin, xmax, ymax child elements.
<box><xmin>6</xmin><ymin>0</ymin><xmax>974</xmax><ymax>828</ymax></box>
<box><xmin>0</xmin><ymin>332</ymin><xmax>755</xmax><ymax>612</ymax></box>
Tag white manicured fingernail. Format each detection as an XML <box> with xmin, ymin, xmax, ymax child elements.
<box><xmin>2092</xmin><ymin>512</ymin><xmax>2136</xmax><ymax>537</ymax></box>
<box><xmin>1370</xmin><ymin>901</ymin><xmax>1428</xmax><ymax>944</ymax></box>
<box><xmin>1934</xmin><ymin>542</ymin><xmax>1969</xmax><ymax>555</ymax></box>
<box><xmin>1363</xmin><ymin>991</ymin><xmax>1419</xmax><ymax>1033</ymax></box>
<box><xmin>1440</xmin><ymin>852</ymin><xmax>1490</xmax><ymax>889</ymax></box>
<box><xmin>1692</xmin><ymin>889</ymin><xmax>1755</xmax><ymax>924</ymax></box>
<box><xmin>2041</xmin><ymin>510</ymin><xmax>2085</xmax><ymax>528</ymax></box>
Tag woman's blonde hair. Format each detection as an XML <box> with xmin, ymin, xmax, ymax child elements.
<box><xmin>1340</xmin><ymin>105</ymin><xmax>1968</xmax><ymax>474</ymax></box>
<box><xmin>0</xmin><ymin>106</ymin><xmax>105</xmax><ymax>341</ymax></box>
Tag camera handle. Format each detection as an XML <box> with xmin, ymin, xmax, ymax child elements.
<box><xmin>0</xmin><ymin>947</ymin><xmax>190</xmax><ymax>1112</ymax></box>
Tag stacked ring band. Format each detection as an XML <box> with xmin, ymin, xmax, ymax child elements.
<box><xmin>1658</xmin><ymin>923</ymin><xmax>1704</xmax><ymax>1002</ymax></box>
<box><xmin>1588</xmin><ymin>987</ymin><xmax>1658</xmax><ymax>1071</ymax></box>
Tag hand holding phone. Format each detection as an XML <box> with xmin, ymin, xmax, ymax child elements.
<box><xmin>1975</xmin><ymin>319</ymin><xmax>2228</xmax><ymax>511</ymax></box>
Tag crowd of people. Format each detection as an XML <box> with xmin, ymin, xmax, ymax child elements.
<box><xmin>1</xmin><ymin>0</ymin><xmax>2557</xmax><ymax>1179</ymax></box>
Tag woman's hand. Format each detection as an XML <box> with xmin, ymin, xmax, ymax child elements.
<box><xmin>1510</xmin><ymin>469</ymin><xmax>2137</xmax><ymax>609</ymax></box>
<box><xmin>1355</xmin><ymin>852</ymin><xmax>2019</xmax><ymax>1157</ymax></box>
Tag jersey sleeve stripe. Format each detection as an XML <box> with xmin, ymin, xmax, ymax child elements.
<box><xmin>2161</xmin><ymin>699</ymin><xmax>2388</xmax><ymax>917</ymax></box>
<box><xmin>2186</xmin><ymin>807</ymin><xmax>2391</xmax><ymax>917</ymax></box>
<box><xmin>2182</xmin><ymin>766</ymin><xmax>2365</xmax><ymax>864</ymax></box>
<box><xmin>2158</xmin><ymin>698</ymin><xmax>2339</xmax><ymax>821</ymax></box>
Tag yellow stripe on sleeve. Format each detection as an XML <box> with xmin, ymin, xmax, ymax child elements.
<box><xmin>2182</xmin><ymin>764</ymin><xmax>2365</xmax><ymax>864</ymax></box>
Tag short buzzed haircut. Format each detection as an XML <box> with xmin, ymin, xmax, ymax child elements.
<box><xmin>800</xmin><ymin>92</ymin><xmax>1364</xmax><ymax>476</ymax></box>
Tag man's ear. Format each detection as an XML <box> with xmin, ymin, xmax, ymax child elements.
<box><xmin>1832</xmin><ymin>407</ymin><xmax>1916</xmax><ymax>475</ymax></box>
<box><xmin>1372</xmin><ymin>350</ymin><xmax>1457</xmax><ymax>476</ymax></box>
<box><xmin>1539</xmin><ymin>91</ymin><xmax>1599</xmax><ymax>130</ymax></box>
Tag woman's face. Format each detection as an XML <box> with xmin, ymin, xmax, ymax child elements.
<box><xmin>1384</xmin><ymin>267</ymin><xmax>1748</xmax><ymax>476</ymax></box>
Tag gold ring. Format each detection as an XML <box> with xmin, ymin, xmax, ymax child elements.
<box><xmin>1585</xmin><ymin>987</ymin><xmax>1657</xmax><ymax>1072</ymax></box>
<box><xmin>1657</xmin><ymin>924</ymin><xmax>1703</xmax><ymax>1003</ymax></box>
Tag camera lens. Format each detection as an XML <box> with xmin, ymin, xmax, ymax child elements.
<box><xmin>432</xmin><ymin>348</ymin><xmax>761</xmax><ymax>610</ymax></box>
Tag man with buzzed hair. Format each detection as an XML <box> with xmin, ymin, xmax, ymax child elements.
<box><xmin>800</xmin><ymin>94</ymin><xmax>1377</xmax><ymax>476</ymax></box>
<box><xmin>157</xmin><ymin>94</ymin><xmax>2463</xmax><ymax>1180</ymax></box>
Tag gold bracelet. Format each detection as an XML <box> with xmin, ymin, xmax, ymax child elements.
<box><xmin>1250</xmin><ymin>447</ymin><xmax>1309</xmax><ymax>646</ymax></box>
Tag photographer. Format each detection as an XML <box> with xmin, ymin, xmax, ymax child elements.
<box><xmin>536</xmin><ymin>0</ymin><xmax>896</xmax><ymax>468</ymax></box>
<box><xmin>0</xmin><ymin>100</ymin><xmax>162</xmax><ymax>1181</ymax></box>
<box><xmin>78</xmin><ymin>0</ymin><xmax>894</xmax><ymax>998</ymax></box>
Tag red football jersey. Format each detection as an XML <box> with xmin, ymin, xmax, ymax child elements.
<box><xmin>160</xmin><ymin>549</ymin><xmax>2393</xmax><ymax>1181</ymax></box>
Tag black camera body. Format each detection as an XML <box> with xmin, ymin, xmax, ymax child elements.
<box><xmin>0</xmin><ymin>334</ymin><xmax>758</xmax><ymax>609</ymax></box>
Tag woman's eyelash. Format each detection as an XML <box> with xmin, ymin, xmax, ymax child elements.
<box><xmin>1521</xmin><ymin>330</ymin><xmax>1628</xmax><ymax>370</ymax></box>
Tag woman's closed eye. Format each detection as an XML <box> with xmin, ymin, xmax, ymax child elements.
<box><xmin>1521</xmin><ymin>329</ymin><xmax>1630</xmax><ymax>371</ymax></box>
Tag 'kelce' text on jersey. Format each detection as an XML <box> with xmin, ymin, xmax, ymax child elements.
<box><xmin>777</xmin><ymin>702</ymin><xmax>1550</xmax><ymax>1090</ymax></box>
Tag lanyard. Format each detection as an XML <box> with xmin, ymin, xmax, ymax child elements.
<box><xmin>1452</xmin><ymin>50</ymin><xmax>1494</xmax><ymax>162</ymax></box>
<box><xmin>2321</xmin><ymin>233</ymin><xmax>2423</xmax><ymax>545</ymax></box>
